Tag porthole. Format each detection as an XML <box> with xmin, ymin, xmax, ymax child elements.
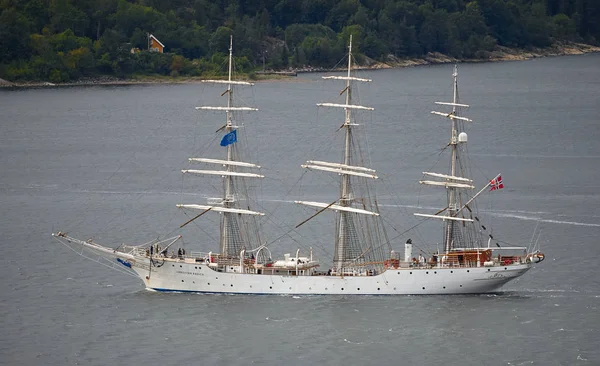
<box><xmin>504</xmin><ymin>267</ymin><xmax>507</xmax><ymax>270</ymax></box>
<box><xmin>357</xmin><ymin>288</ymin><xmax>360</xmax><ymax>291</ymax></box>
<box><xmin>377</xmin><ymin>288</ymin><xmax>380</xmax><ymax>291</ymax></box>
<box><xmin>181</xmin><ymin>280</ymin><xmax>184</xmax><ymax>282</ymax></box>
<box><xmin>426</xmin><ymin>271</ymin><xmax>429</xmax><ymax>274</ymax></box>
<box><xmin>443</xmin><ymin>286</ymin><xmax>446</xmax><ymax>289</ymax></box>
<box><xmin>394</xmin><ymin>287</ymin><xmax>396</xmax><ymax>290</ymax></box>
<box><xmin>488</xmin><ymin>269</ymin><xmax>490</xmax><ymax>272</ymax></box>
<box><xmin>269</xmin><ymin>286</ymin><xmax>272</xmax><ymax>289</ymax></box>
<box><xmin>422</xmin><ymin>287</ymin><xmax>425</xmax><ymax>290</ymax></box>
<box><xmin>451</xmin><ymin>271</ymin><xmax>453</xmax><ymax>273</ymax></box>
<box><xmin>180</xmin><ymin>265</ymin><xmax>182</xmax><ymax>268</ymax></box>
<box><xmin>467</xmin><ymin>270</ymin><xmax>470</xmax><ymax>273</ymax></box>
<box><xmin>460</xmin><ymin>285</ymin><xmax>463</xmax><ymax>287</ymax></box>
<box><xmin>434</xmin><ymin>271</ymin><xmax>437</xmax><ymax>274</ymax></box>
<box><xmin>231</xmin><ymin>284</ymin><xmax>233</xmax><ymax>287</ymax></box>
<box><xmin>341</xmin><ymin>288</ymin><xmax>344</xmax><ymax>291</ymax></box>
<box><xmin>208</xmin><ymin>283</ymin><xmax>210</xmax><ymax>285</ymax></box>
<box><xmin>410</xmin><ymin>272</ymin><xmax>413</xmax><ymax>274</ymax></box>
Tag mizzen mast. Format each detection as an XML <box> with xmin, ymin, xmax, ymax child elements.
<box><xmin>414</xmin><ymin>65</ymin><xmax>476</xmax><ymax>253</ymax></box>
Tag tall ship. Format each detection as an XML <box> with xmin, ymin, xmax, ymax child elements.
<box><xmin>53</xmin><ymin>37</ymin><xmax>544</xmax><ymax>294</ymax></box>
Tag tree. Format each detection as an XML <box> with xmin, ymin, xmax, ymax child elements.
<box><xmin>49</xmin><ymin>0</ymin><xmax>89</xmax><ymax>36</ymax></box>
<box><xmin>338</xmin><ymin>25</ymin><xmax>364</xmax><ymax>54</ymax></box>
<box><xmin>0</xmin><ymin>9</ymin><xmax>32</xmax><ymax>62</ymax></box>
<box><xmin>326</xmin><ymin>0</ymin><xmax>360</xmax><ymax>31</ymax></box>
<box><xmin>209</xmin><ymin>26</ymin><xmax>233</xmax><ymax>54</ymax></box>
<box><xmin>2</xmin><ymin>0</ymin><xmax>599</xmax><ymax>82</ymax></box>
<box><xmin>551</xmin><ymin>13</ymin><xmax>576</xmax><ymax>39</ymax></box>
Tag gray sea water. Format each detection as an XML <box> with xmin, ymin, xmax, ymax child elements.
<box><xmin>1</xmin><ymin>54</ymin><xmax>600</xmax><ymax>365</ymax></box>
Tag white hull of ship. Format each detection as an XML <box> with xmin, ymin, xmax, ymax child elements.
<box><xmin>127</xmin><ymin>259</ymin><xmax>530</xmax><ymax>295</ymax></box>
<box><xmin>54</xmin><ymin>234</ymin><xmax>533</xmax><ymax>295</ymax></box>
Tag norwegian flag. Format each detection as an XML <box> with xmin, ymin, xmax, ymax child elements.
<box><xmin>490</xmin><ymin>175</ymin><xmax>504</xmax><ymax>191</ymax></box>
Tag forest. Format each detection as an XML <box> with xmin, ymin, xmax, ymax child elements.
<box><xmin>0</xmin><ymin>0</ymin><xmax>598</xmax><ymax>82</ymax></box>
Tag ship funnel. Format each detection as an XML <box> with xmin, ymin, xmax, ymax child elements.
<box><xmin>404</xmin><ymin>241</ymin><xmax>413</xmax><ymax>262</ymax></box>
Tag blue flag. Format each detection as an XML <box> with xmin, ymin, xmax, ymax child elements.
<box><xmin>220</xmin><ymin>130</ymin><xmax>237</xmax><ymax>146</ymax></box>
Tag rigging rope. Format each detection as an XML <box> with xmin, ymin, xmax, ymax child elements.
<box><xmin>55</xmin><ymin>239</ymin><xmax>139</xmax><ymax>278</ymax></box>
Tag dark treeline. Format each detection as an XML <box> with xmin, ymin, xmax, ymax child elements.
<box><xmin>1</xmin><ymin>0</ymin><xmax>598</xmax><ymax>82</ymax></box>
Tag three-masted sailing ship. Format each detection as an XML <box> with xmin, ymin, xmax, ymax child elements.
<box><xmin>53</xmin><ymin>37</ymin><xmax>543</xmax><ymax>294</ymax></box>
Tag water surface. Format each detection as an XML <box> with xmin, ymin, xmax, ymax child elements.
<box><xmin>1</xmin><ymin>54</ymin><xmax>599</xmax><ymax>365</ymax></box>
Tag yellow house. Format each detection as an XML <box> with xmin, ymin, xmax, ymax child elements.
<box><xmin>148</xmin><ymin>34</ymin><xmax>165</xmax><ymax>53</ymax></box>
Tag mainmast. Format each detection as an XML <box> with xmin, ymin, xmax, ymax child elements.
<box><xmin>296</xmin><ymin>36</ymin><xmax>388</xmax><ymax>273</ymax></box>
<box><xmin>338</xmin><ymin>36</ymin><xmax>355</xmax><ymax>270</ymax></box>
<box><xmin>177</xmin><ymin>35</ymin><xmax>263</xmax><ymax>258</ymax></box>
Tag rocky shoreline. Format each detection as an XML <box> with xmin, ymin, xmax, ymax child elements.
<box><xmin>376</xmin><ymin>41</ymin><xmax>600</xmax><ymax>69</ymax></box>
<box><xmin>1</xmin><ymin>42</ymin><xmax>598</xmax><ymax>88</ymax></box>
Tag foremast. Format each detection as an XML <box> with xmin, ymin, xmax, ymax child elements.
<box><xmin>178</xmin><ymin>35</ymin><xmax>263</xmax><ymax>259</ymax></box>
<box><xmin>296</xmin><ymin>36</ymin><xmax>389</xmax><ymax>274</ymax></box>
<box><xmin>221</xmin><ymin>35</ymin><xmax>244</xmax><ymax>258</ymax></box>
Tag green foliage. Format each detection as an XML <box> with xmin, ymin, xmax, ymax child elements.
<box><xmin>0</xmin><ymin>8</ymin><xmax>33</xmax><ymax>63</ymax></box>
<box><xmin>49</xmin><ymin>0</ymin><xmax>89</xmax><ymax>36</ymax></box>
<box><xmin>1</xmin><ymin>0</ymin><xmax>598</xmax><ymax>82</ymax></box>
<box><xmin>113</xmin><ymin>0</ymin><xmax>165</xmax><ymax>37</ymax></box>
<box><xmin>285</xmin><ymin>24</ymin><xmax>337</xmax><ymax>49</ymax></box>
<box><xmin>551</xmin><ymin>13</ymin><xmax>576</xmax><ymax>39</ymax></box>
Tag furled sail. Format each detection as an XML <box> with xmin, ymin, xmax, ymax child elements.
<box><xmin>188</xmin><ymin>158</ymin><xmax>261</xmax><ymax>168</ymax></box>
<box><xmin>413</xmin><ymin>213</ymin><xmax>473</xmax><ymax>222</ymax></box>
<box><xmin>302</xmin><ymin>163</ymin><xmax>378</xmax><ymax>179</ymax></box>
<box><xmin>295</xmin><ymin>201</ymin><xmax>379</xmax><ymax>216</ymax></box>
<box><xmin>201</xmin><ymin>80</ymin><xmax>254</xmax><ymax>86</ymax></box>
<box><xmin>419</xmin><ymin>180</ymin><xmax>474</xmax><ymax>189</ymax></box>
<box><xmin>195</xmin><ymin>106</ymin><xmax>258</xmax><ymax>112</ymax></box>
<box><xmin>317</xmin><ymin>102</ymin><xmax>374</xmax><ymax>111</ymax></box>
<box><xmin>422</xmin><ymin>171</ymin><xmax>472</xmax><ymax>182</ymax></box>
<box><xmin>176</xmin><ymin>204</ymin><xmax>264</xmax><ymax>216</ymax></box>
<box><xmin>182</xmin><ymin>169</ymin><xmax>264</xmax><ymax>178</ymax></box>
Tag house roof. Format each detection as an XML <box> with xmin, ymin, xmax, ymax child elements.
<box><xmin>149</xmin><ymin>34</ymin><xmax>165</xmax><ymax>48</ymax></box>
